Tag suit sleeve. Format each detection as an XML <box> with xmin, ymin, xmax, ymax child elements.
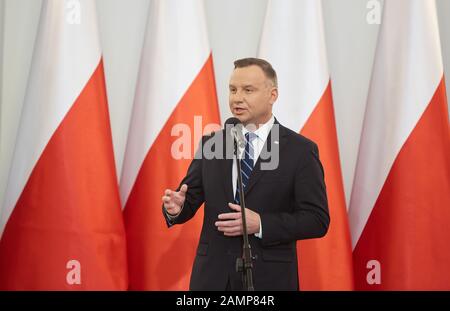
<box><xmin>162</xmin><ymin>138</ymin><xmax>205</xmax><ymax>227</ymax></box>
<box><xmin>259</xmin><ymin>143</ymin><xmax>330</xmax><ymax>246</ymax></box>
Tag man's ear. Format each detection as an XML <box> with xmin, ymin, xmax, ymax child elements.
<box><xmin>270</xmin><ymin>87</ymin><xmax>278</xmax><ymax>104</ymax></box>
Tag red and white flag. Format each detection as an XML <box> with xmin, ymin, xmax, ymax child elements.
<box><xmin>0</xmin><ymin>0</ymin><xmax>127</xmax><ymax>290</ymax></box>
<box><xmin>349</xmin><ymin>0</ymin><xmax>450</xmax><ymax>290</ymax></box>
<box><xmin>121</xmin><ymin>0</ymin><xmax>221</xmax><ymax>290</ymax></box>
<box><xmin>259</xmin><ymin>0</ymin><xmax>354</xmax><ymax>290</ymax></box>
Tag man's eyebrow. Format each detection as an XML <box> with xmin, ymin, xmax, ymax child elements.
<box><xmin>229</xmin><ymin>84</ymin><xmax>256</xmax><ymax>88</ymax></box>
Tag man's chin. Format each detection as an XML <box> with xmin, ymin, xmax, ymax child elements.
<box><xmin>234</xmin><ymin>114</ymin><xmax>252</xmax><ymax>124</ymax></box>
<box><xmin>232</xmin><ymin>114</ymin><xmax>258</xmax><ymax>127</ymax></box>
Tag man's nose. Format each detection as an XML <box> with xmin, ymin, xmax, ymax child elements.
<box><xmin>231</xmin><ymin>90</ymin><xmax>244</xmax><ymax>103</ymax></box>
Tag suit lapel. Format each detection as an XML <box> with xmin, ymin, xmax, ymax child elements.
<box><xmin>221</xmin><ymin>129</ymin><xmax>235</xmax><ymax>202</ymax></box>
<box><xmin>222</xmin><ymin>158</ymin><xmax>234</xmax><ymax>202</ymax></box>
<box><xmin>244</xmin><ymin>120</ymin><xmax>288</xmax><ymax>196</ymax></box>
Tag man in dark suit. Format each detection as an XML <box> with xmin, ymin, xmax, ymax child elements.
<box><xmin>162</xmin><ymin>58</ymin><xmax>329</xmax><ymax>290</ymax></box>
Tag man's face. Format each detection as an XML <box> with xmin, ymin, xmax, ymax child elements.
<box><xmin>229</xmin><ymin>65</ymin><xmax>278</xmax><ymax>127</ymax></box>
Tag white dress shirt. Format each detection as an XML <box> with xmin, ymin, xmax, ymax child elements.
<box><xmin>232</xmin><ymin>115</ymin><xmax>275</xmax><ymax>239</ymax></box>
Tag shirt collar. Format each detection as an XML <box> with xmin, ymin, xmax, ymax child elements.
<box><xmin>242</xmin><ymin>115</ymin><xmax>275</xmax><ymax>142</ymax></box>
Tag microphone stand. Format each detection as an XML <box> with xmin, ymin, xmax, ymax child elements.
<box><xmin>233</xmin><ymin>137</ymin><xmax>255</xmax><ymax>291</ymax></box>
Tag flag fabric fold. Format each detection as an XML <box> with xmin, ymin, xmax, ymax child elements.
<box><xmin>121</xmin><ymin>0</ymin><xmax>221</xmax><ymax>290</ymax></box>
<box><xmin>259</xmin><ymin>0</ymin><xmax>354</xmax><ymax>290</ymax></box>
<box><xmin>349</xmin><ymin>0</ymin><xmax>450</xmax><ymax>290</ymax></box>
<box><xmin>0</xmin><ymin>0</ymin><xmax>127</xmax><ymax>290</ymax></box>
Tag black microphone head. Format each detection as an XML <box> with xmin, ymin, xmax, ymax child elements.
<box><xmin>225</xmin><ymin>117</ymin><xmax>241</xmax><ymax>126</ymax></box>
<box><xmin>225</xmin><ymin>117</ymin><xmax>245</xmax><ymax>149</ymax></box>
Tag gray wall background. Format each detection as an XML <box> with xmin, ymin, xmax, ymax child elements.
<box><xmin>1</xmin><ymin>0</ymin><xmax>449</xmax><ymax>209</ymax></box>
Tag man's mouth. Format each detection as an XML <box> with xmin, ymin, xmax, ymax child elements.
<box><xmin>233</xmin><ymin>107</ymin><xmax>247</xmax><ymax>114</ymax></box>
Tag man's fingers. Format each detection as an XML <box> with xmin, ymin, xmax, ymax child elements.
<box><xmin>217</xmin><ymin>212</ymin><xmax>241</xmax><ymax>220</ymax></box>
<box><xmin>179</xmin><ymin>184</ymin><xmax>188</xmax><ymax>194</ymax></box>
<box><xmin>163</xmin><ymin>185</ymin><xmax>187</xmax><ymax>205</ymax></box>
<box><xmin>217</xmin><ymin>226</ymin><xmax>242</xmax><ymax>234</ymax></box>
<box><xmin>228</xmin><ymin>202</ymin><xmax>241</xmax><ymax>211</ymax></box>
<box><xmin>162</xmin><ymin>196</ymin><xmax>171</xmax><ymax>203</ymax></box>
<box><xmin>215</xmin><ymin>219</ymin><xmax>241</xmax><ymax>227</ymax></box>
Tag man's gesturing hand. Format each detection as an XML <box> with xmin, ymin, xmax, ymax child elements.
<box><xmin>162</xmin><ymin>184</ymin><xmax>188</xmax><ymax>216</ymax></box>
<box><xmin>215</xmin><ymin>203</ymin><xmax>261</xmax><ymax>236</ymax></box>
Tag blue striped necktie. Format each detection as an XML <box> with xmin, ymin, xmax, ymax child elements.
<box><xmin>235</xmin><ymin>132</ymin><xmax>257</xmax><ymax>204</ymax></box>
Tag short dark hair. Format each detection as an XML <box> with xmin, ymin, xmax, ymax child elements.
<box><xmin>233</xmin><ymin>58</ymin><xmax>278</xmax><ymax>87</ymax></box>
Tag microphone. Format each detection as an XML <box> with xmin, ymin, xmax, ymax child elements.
<box><xmin>225</xmin><ymin>117</ymin><xmax>245</xmax><ymax>149</ymax></box>
<box><xmin>224</xmin><ymin>117</ymin><xmax>255</xmax><ymax>291</ymax></box>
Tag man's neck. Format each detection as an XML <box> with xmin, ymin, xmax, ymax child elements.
<box><xmin>243</xmin><ymin>114</ymin><xmax>273</xmax><ymax>131</ymax></box>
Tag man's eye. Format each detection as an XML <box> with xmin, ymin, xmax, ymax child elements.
<box><xmin>245</xmin><ymin>89</ymin><xmax>253</xmax><ymax>93</ymax></box>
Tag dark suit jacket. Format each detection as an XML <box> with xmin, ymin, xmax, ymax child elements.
<box><xmin>163</xmin><ymin>119</ymin><xmax>329</xmax><ymax>290</ymax></box>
